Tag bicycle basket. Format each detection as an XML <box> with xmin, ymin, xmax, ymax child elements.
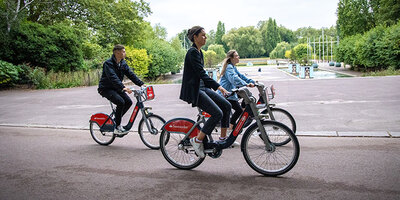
<box><xmin>146</xmin><ymin>86</ymin><xmax>155</xmax><ymax>100</ymax></box>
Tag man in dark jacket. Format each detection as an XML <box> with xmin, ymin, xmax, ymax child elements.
<box><xmin>98</xmin><ymin>44</ymin><xmax>146</xmax><ymax>135</ymax></box>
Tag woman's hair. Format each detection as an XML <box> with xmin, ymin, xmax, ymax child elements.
<box><xmin>220</xmin><ymin>50</ymin><xmax>237</xmax><ymax>78</ymax></box>
<box><xmin>187</xmin><ymin>26</ymin><xmax>204</xmax><ymax>42</ymax></box>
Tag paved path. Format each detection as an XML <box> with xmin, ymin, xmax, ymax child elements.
<box><xmin>1</xmin><ymin>65</ymin><xmax>399</xmax><ymax>137</ymax></box>
<box><xmin>1</xmin><ymin>126</ymin><xmax>399</xmax><ymax>200</ymax></box>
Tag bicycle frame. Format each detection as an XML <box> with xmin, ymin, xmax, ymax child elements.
<box><xmin>90</xmin><ymin>87</ymin><xmax>156</xmax><ymax>134</ymax></box>
<box><xmin>163</xmin><ymin>87</ymin><xmax>275</xmax><ymax>153</ymax></box>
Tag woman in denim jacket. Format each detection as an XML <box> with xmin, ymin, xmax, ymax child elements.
<box><xmin>219</xmin><ymin>50</ymin><xmax>255</xmax><ymax>130</ymax></box>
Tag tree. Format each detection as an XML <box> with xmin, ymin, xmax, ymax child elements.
<box><xmin>207</xmin><ymin>44</ymin><xmax>225</xmax><ymax>63</ymax></box>
<box><xmin>337</xmin><ymin>0</ymin><xmax>375</xmax><ymax>38</ymax></box>
<box><xmin>270</xmin><ymin>42</ymin><xmax>291</xmax><ymax>59</ymax></box>
<box><xmin>2</xmin><ymin>0</ymin><xmax>34</xmax><ymax>33</ymax></box>
<box><xmin>293</xmin><ymin>43</ymin><xmax>312</xmax><ymax>65</ymax></box>
<box><xmin>215</xmin><ymin>21</ymin><xmax>228</xmax><ymax>51</ymax></box>
<box><xmin>153</xmin><ymin>23</ymin><xmax>167</xmax><ymax>40</ymax></box>
<box><xmin>222</xmin><ymin>26</ymin><xmax>265</xmax><ymax>58</ymax></box>
<box><xmin>259</xmin><ymin>18</ymin><xmax>281</xmax><ymax>57</ymax></box>
<box><xmin>370</xmin><ymin>0</ymin><xmax>400</xmax><ymax>26</ymax></box>
<box><xmin>278</xmin><ymin>25</ymin><xmax>296</xmax><ymax>44</ymax></box>
<box><xmin>203</xmin><ymin>50</ymin><xmax>218</xmax><ymax>68</ymax></box>
<box><xmin>203</xmin><ymin>29</ymin><xmax>215</xmax><ymax>50</ymax></box>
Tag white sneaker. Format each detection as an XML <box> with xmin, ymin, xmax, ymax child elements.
<box><xmin>190</xmin><ymin>137</ymin><xmax>205</xmax><ymax>158</ymax></box>
<box><xmin>114</xmin><ymin>125</ymin><xmax>128</xmax><ymax>136</ymax></box>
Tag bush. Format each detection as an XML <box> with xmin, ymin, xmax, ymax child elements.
<box><xmin>144</xmin><ymin>39</ymin><xmax>180</xmax><ymax>79</ymax></box>
<box><xmin>337</xmin><ymin>21</ymin><xmax>400</xmax><ymax>71</ymax></box>
<box><xmin>293</xmin><ymin>43</ymin><xmax>312</xmax><ymax>65</ymax></box>
<box><xmin>270</xmin><ymin>42</ymin><xmax>291</xmax><ymax>59</ymax></box>
<box><xmin>0</xmin><ymin>60</ymin><xmax>21</xmax><ymax>87</ymax></box>
<box><xmin>8</xmin><ymin>21</ymin><xmax>84</xmax><ymax>72</ymax></box>
<box><xmin>125</xmin><ymin>46</ymin><xmax>150</xmax><ymax>78</ymax></box>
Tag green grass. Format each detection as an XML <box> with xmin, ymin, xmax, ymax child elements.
<box><xmin>362</xmin><ymin>68</ymin><xmax>400</xmax><ymax>77</ymax></box>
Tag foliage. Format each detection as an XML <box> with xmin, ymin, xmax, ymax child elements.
<box><xmin>203</xmin><ymin>29</ymin><xmax>215</xmax><ymax>50</ymax></box>
<box><xmin>207</xmin><ymin>44</ymin><xmax>226</xmax><ymax>62</ymax></box>
<box><xmin>215</xmin><ymin>21</ymin><xmax>228</xmax><ymax>52</ymax></box>
<box><xmin>203</xmin><ymin>50</ymin><xmax>218</xmax><ymax>68</ymax></box>
<box><xmin>0</xmin><ymin>60</ymin><xmax>21</xmax><ymax>87</ymax></box>
<box><xmin>7</xmin><ymin>21</ymin><xmax>84</xmax><ymax>72</ymax></box>
<box><xmin>337</xmin><ymin>0</ymin><xmax>375</xmax><ymax>38</ymax></box>
<box><xmin>285</xmin><ymin>50</ymin><xmax>292</xmax><ymax>60</ymax></box>
<box><xmin>222</xmin><ymin>26</ymin><xmax>265</xmax><ymax>58</ymax></box>
<box><xmin>144</xmin><ymin>39</ymin><xmax>180</xmax><ymax>79</ymax></box>
<box><xmin>125</xmin><ymin>46</ymin><xmax>150</xmax><ymax>78</ymax></box>
<box><xmin>293</xmin><ymin>44</ymin><xmax>312</xmax><ymax>65</ymax></box>
<box><xmin>259</xmin><ymin>18</ymin><xmax>281</xmax><ymax>57</ymax></box>
<box><xmin>370</xmin><ymin>0</ymin><xmax>400</xmax><ymax>27</ymax></box>
<box><xmin>362</xmin><ymin>66</ymin><xmax>400</xmax><ymax>76</ymax></box>
<box><xmin>270</xmin><ymin>42</ymin><xmax>291</xmax><ymax>59</ymax></box>
<box><xmin>336</xmin><ymin>21</ymin><xmax>400</xmax><ymax>71</ymax></box>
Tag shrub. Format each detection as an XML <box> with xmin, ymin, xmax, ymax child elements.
<box><xmin>293</xmin><ymin>43</ymin><xmax>312</xmax><ymax>65</ymax></box>
<box><xmin>0</xmin><ymin>60</ymin><xmax>21</xmax><ymax>87</ymax></box>
<box><xmin>144</xmin><ymin>39</ymin><xmax>180</xmax><ymax>79</ymax></box>
<box><xmin>9</xmin><ymin>21</ymin><xmax>84</xmax><ymax>72</ymax></box>
<box><xmin>125</xmin><ymin>46</ymin><xmax>150</xmax><ymax>78</ymax></box>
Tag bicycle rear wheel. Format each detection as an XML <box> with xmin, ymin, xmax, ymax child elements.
<box><xmin>160</xmin><ymin>130</ymin><xmax>204</xmax><ymax>170</ymax></box>
<box><xmin>261</xmin><ymin>107</ymin><xmax>296</xmax><ymax>146</ymax></box>
<box><xmin>90</xmin><ymin>121</ymin><xmax>115</xmax><ymax>145</ymax></box>
<box><xmin>138</xmin><ymin>114</ymin><xmax>166</xmax><ymax>150</ymax></box>
<box><xmin>241</xmin><ymin>120</ymin><xmax>299</xmax><ymax>176</ymax></box>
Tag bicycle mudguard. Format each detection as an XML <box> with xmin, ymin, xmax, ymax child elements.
<box><xmin>90</xmin><ymin>113</ymin><xmax>114</xmax><ymax>129</ymax></box>
<box><xmin>162</xmin><ymin>118</ymin><xmax>201</xmax><ymax>138</ymax></box>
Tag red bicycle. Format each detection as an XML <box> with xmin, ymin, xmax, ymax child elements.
<box><xmin>89</xmin><ymin>86</ymin><xmax>165</xmax><ymax>149</ymax></box>
<box><xmin>159</xmin><ymin>87</ymin><xmax>300</xmax><ymax>176</ymax></box>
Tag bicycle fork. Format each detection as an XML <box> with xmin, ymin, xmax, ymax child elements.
<box><xmin>141</xmin><ymin>107</ymin><xmax>158</xmax><ymax>135</ymax></box>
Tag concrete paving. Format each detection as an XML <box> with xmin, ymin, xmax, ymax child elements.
<box><xmin>0</xmin><ymin>65</ymin><xmax>399</xmax><ymax>137</ymax></box>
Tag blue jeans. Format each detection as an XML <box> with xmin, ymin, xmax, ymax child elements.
<box><xmin>197</xmin><ymin>88</ymin><xmax>231</xmax><ymax>135</ymax></box>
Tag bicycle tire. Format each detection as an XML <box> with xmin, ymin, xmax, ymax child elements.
<box><xmin>89</xmin><ymin>121</ymin><xmax>115</xmax><ymax>146</ymax></box>
<box><xmin>138</xmin><ymin>114</ymin><xmax>166</xmax><ymax>150</ymax></box>
<box><xmin>160</xmin><ymin>121</ymin><xmax>205</xmax><ymax>170</ymax></box>
<box><xmin>241</xmin><ymin>120</ymin><xmax>300</xmax><ymax>176</ymax></box>
<box><xmin>261</xmin><ymin>107</ymin><xmax>296</xmax><ymax>146</ymax></box>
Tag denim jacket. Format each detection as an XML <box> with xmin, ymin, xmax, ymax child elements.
<box><xmin>218</xmin><ymin>64</ymin><xmax>254</xmax><ymax>101</ymax></box>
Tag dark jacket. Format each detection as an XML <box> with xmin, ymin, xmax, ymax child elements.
<box><xmin>179</xmin><ymin>44</ymin><xmax>220</xmax><ymax>107</ymax></box>
<box><xmin>98</xmin><ymin>54</ymin><xmax>144</xmax><ymax>94</ymax></box>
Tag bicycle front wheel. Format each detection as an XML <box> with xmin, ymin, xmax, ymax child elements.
<box><xmin>90</xmin><ymin>121</ymin><xmax>115</xmax><ymax>146</ymax></box>
<box><xmin>160</xmin><ymin>130</ymin><xmax>204</xmax><ymax>170</ymax></box>
<box><xmin>242</xmin><ymin>120</ymin><xmax>299</xmax><ymax>176</ymax></box>
<box><xmin>261</xmin><ymin>107</ymin><xmax>296</xmax><ymax>146</ymax></box>
<box><xmin>138</xmin><ymin>114</ymin><xmax>166</xmax><ymax>150</ymax></box>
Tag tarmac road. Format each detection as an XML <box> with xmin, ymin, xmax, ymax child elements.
<box><xmin>0</xmin><ymin>65</ymin><xmax>400</xmax><ymax>199</ymax></box>
<box><xmin>0</xmin><ymin>126</ymin><xmax>399</xmax><ymax>200</ymax></box>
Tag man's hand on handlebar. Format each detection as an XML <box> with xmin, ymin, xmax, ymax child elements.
<box><xmin>247</xmin><ymin>83</ymin><xmax>255</xmax><ymax>88</ymax></box>
<box><xmin>123</xmin><ymin>87</ymin><xmax>133</xmax><ymax>94</ymax></box>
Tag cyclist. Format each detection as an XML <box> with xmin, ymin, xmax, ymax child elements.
<box><xmin>218</xmin><ymin>50</ymin><xmax>255</xmax><ymax>130</ymax></box>
<box><xmin>180</xmin><ymin>26</ymin><xmax>230</xmax><ymax>158</ymax></box>
<box><xmin>98</xmin><ymin>44</ymin><xmax>146</xmax><ymax>135</ymax></box>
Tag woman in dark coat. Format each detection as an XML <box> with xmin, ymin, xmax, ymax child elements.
<box><xmin>179</xmin><ymin>26</ymin><xmax>231</xmax><ymax>158</ymax></box>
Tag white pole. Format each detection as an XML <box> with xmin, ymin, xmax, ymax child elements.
<box><xmin>322</xmin><ymin>29</ymin><xmax>324</xmax><ymax>64</ymax></box>
<box><xmin>314</xmin><ymin>38</ymin><xmax>316</xmax><ymax>62</ymax></box>
<box><xmin>331</xmin><ymin>38</ymin><xmax>333</xmax><ymax>62</ymax></box>
<box><xmin>319</xmin><ymin>36</ymin><xmax>321</xmax><ymax>63</ymax></box>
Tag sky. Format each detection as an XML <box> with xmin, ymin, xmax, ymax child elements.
<box><xmin>145</xmin><ymin>0</ymin><xmax>340</xmax><ymax>39</ymax></box>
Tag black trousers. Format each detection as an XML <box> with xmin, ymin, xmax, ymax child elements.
<box><xmin>228</xmin><ymin>99</ymin><xmax>243</xmax><ymax>125</ymax></box>
<box><xmin>197</xmin><ymin>88</ymin><xmax>231</xmax><ymax>135</ymax></box>
<box><xmin>99</xmin><ymin>89</ymin><xmax>132</xmax><ymax>126</ymax></box>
